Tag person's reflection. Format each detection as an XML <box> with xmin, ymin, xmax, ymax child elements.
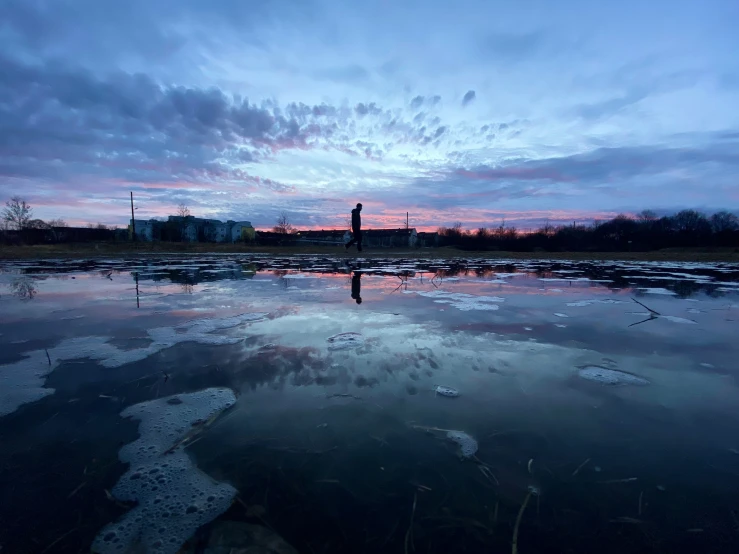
<box><xmin>351</xmin><ymin>271</ymin><xmax>362</xmax><ymax>304</ymax></box>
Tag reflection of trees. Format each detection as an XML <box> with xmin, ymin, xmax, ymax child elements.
<box><xmin>11</xmin><ymin>276</ymin><xmax>37</xmax><ymax>300</ymax></box>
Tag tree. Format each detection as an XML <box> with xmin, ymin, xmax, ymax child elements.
<box><xmin>709</xmin><ymin>211</ymin><xmax>739</xmax><ymax>233</ymax></box>
<box><xmin>48</xmin><ymin>218</ymin><xmax>67</xmax><ymax>227</ymax></box>
<box><xmin>637</xmin><ymin>210</ymin><xmax>658</xmax><ymax>223</ymax></box>
<box><xmin>26</xmin><ymin>219</ymin><xmax>51</xmax><ymax>229</ymax></box>
<box><xmin>176</xmin><ymin>203</ymin><xmax>191</xmax><ymax>218</ymax></box>
<box><xmin>2</xmin><ymin>196</ymin><xmax>33</xmax><ymax>230</ymax></box>
<box><xmin>273</xmin><ymin>212</ymin><xmax>293</xmax><ymax>234</ymax></box>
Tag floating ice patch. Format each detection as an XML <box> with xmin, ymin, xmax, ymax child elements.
<box><xmin>555</xmin><ymin>324</ymin><xmax>567</xmax><ymax>328</ymax></box>
<box><xmin>0</xmin><ymin>350</ymin><xmax>57</xmax><ymax>417</ymax></box>
<box><xmin>326</xmin><ymin>332</ymin><xmax>365</xmax><ymax>351</ymax></box>
<box><xmin>282</xmin><ymin>273</ymin><xmax>316</xmax><ymax>279</ymax></box>
<box><xmin>446</xmin><ymin>431</ymin><xmax>478</xmax><ymax>458</ymax></box>
<box><xmin>659</xmin><ymin>315</ymin><xmax>697</xmax><ymax>324</ymax></box>
<box><xmin>553</xmin><ymin>313</ymin><xmax>569</xmax><ymax>318</ymax></box>
<box><xmin>566</xmin><ymin>299</ymin><xmax>624</xmax><ymax>307</ymax></box>
<box><xmin>407</xmin><ymin>290</ymin><xmax>504</xmax><ymax>311</ymax></box>
<box><xmin>639</xmin><ymin>288</ymin><xmax>677</xmax><ymax>295</ymax></box>
<box><xmin>0</xmin><ymin>313</ymin><xmax>267</xmax><ymax>417</ymax></box>
<box><xmin>434</xmin><ymin>385</ymin><xmax>459</xmax><ymax>397</ymax></box>
<box><xmin>578</xmin><ymin>366</ymin><xmax>650</xmax><ymax>386</ymax></box>
<box><xmin>92</xmin><ymin>388</ymin><xmax>237</xmax><ymax>554</ymax></box>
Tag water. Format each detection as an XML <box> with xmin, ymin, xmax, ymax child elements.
<box><xmin>1</xmin><ymin>255</ymin><xmax>738</xmax><ymax>553</ymax></box>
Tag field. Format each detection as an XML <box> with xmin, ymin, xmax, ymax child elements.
<box><xmin>1</xmin><ymin>241</ymin><xmax>738</xmax><ymax>261</ymax></box>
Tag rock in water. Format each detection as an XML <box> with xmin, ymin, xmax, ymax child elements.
<box><xmin>578</xmin><ymin>366</ymin><xmax>650</xmax><ymax>386</ymax></box>
<box><xmin>447</xmin><ymin>430</ymin><xmax>478</xmax><ymax>458</ymax></box>
<box><xmin>434</xmin><ymin>385</ymin><xmax>459</xmax><ymax>397</ymax></box>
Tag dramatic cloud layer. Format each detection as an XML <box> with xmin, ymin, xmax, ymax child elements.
<box><xmin>1</xmin><ymin>0</ymin><xmax>738</xmax><ymax>229</ymax></box>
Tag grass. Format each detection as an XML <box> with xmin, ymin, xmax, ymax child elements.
<box><xmin>1</xmin><ymin>242</ymin><xmax>738</xmax><ymax>262</ymax></box>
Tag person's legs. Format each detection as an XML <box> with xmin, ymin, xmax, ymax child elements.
<box><xmin>356</xmin><ymin>230</ymin><xmax>363</xmax><ymax>252</ymax></box>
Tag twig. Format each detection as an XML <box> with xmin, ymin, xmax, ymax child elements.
<box><xmin>40</xmin><ymin>529</ymin><xmax>75</xmax><ymax>554</ymax></box>
<box><xmin>631</xmin><ymin>297</ymin><xmax>660</xmax><ymax>315</ymax></box>
<box><xmin>599</xmin><ymin>477</ymin><xmax>638</xmax><ymax>484</ymax></box>
<box><xmin>572</xmin><ymin>457</ymin><xmax>590</xmax><ymax>477</ymax></box>
<box><xmin>512</xmin><ymin>491</ymin><xmax>533</xmax><ymax>554</ymax></box>
<box><xmin>45</xmin><ymin>349</ymin><xmax>51</xmax><ymax>366</ymax></box>
<box><xmin>404</xmin><ymin>491</ymin><xmax>417</xmax><ymax>554</ymax></box>
<box><xmin>67</xmin><ymin>482</ymin><xmax>86</xmax><ymax>499</ymax></box>
<box><xmin>327</xmin><ymin>393</ymin><xmax>362</xmax><ymax>400</ymax></box>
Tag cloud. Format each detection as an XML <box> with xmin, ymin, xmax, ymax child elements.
<box><xmin>462</xmin><ymin>90</ymin><xmax>476</xmax><ymax>106</ymax></box>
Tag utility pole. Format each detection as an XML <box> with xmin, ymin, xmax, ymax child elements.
<box><xmin>406</xmin><ymin>212</ymin><xmax>409</xmax><ymax>230</ymax></box>
<box><xmin>130</xmin><ymin>191</ymin><xmax>136</xmax><ymax>241</ymax></box>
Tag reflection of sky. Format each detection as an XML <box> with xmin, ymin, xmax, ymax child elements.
<box><xmin>1</xmin><ymin>257</ymin><xmax>739</xmax><ymax>553</ymax></box>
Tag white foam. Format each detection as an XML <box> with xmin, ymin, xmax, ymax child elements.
<box><xmin>327</xmin><ymin>332</ymin><xmax>365</xmax><ymax>351</ymax></box>
<box><xmin>446</xmin><ymin>430</ymin><xmax>478</xmax><ymax>457</ymax></box>
<box><xmin>92</xmin><ymin>388</ymin><xmax>237</xmax><ymax>554</ymax></box>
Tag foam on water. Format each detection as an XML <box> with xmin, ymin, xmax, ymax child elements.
<box><xmin>327</xmin><ymin>332</ymin><xmax>365</xmax><ymax>351</ymax></box>
<box><xmin>91</xmin><ymin>388</ymin><xmax>238</xmax><ymax>554</ymax></box>
<box><xmin>446</xmin><ymin>431</ymin><xmax>478</xmax><ymax>458</ymax></box>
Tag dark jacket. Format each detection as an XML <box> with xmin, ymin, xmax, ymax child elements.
<box><xmin>351</xmin><ymin>208</ymin><xmax>361</xmax><ymax>232</ymax></box>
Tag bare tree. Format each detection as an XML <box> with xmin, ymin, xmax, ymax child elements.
<box><xmin>48</xmin><ymin>218</ymin><xmax>67</xmax><ymax>227</ymax></box>
<box><xmin>710</xmin><ymin>211</ymin><xmax>739</xmax><ymax>233</ymax></box>
<box><xmin>637</xmin><ymin>209</ymin><xmax>658</xmax><ymax>223</ymax></box>
<box><xmin>2</xmin><ymin>196</ymin><xmax>33</xmax><ymax>230</ymax></box>
<box><xmin>273</xmin><ymin>212</ymin><xmax>293</xmax><ymax>234</ymax></box>
<box><xmin>26</xmin><ymin>219</ymin><xmax>51</xmax><ymax>229</ymax></box>
<box><xmin>176</xmin><ymin>203</ymin><xmax>191</xmax><ymax>218</ymax></box>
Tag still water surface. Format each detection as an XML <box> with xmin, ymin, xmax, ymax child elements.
<box><xmin>1</xmin><ymin>255</ymin><xmax>738</xmax><ymax>553</ymax></box>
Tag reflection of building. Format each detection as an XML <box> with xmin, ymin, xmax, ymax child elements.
<box><xmin>129</xmin><ymin>216</ymin><xmax>255</xmax><ymax>243</ymax></box>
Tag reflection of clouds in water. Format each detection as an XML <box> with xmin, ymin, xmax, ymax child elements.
<box><xmin>231</xmin><ymin>306</ymin><xmax>736</xmax><ymax>420</ymax></box>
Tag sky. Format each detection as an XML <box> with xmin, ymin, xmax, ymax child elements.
<box><xmin>1</xmin><ymin>0</ymin><xmax>738</xmax><ymax>231</ymax></box>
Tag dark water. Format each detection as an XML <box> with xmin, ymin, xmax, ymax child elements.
<box><xmin>1</xmin><ymin>255</ymin><xmax>738</xmax><ymax>553</ymax></box>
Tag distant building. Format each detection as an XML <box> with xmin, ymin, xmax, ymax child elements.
<box><xmin>128</xmin><ymin>216</ymin><xmax>254</xmax><ymax>243</ymax></box>
<box><xmin>416</xmin><ymin>231</ymin><xmax>439</xmax><ymax>247</ymax></box>
<box><xmin>231</xmin><ymin>221</ymin><xmax>256</xmax><ymax>242</ymax></box>
<box><xmin>133</xmin><ymin>219</ymin><xmax>157</xmax><ymax>241</ymax></box>
<box><xmin>362</xmin><ymin>228</ymin><xmax>417</xmax><ymax>248</ymax></box>
<box><xmin>293</xmin><ymin>229</ymin><xmax>350</xmax><ymax>245</ymax></box>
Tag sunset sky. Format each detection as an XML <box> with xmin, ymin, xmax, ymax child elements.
<box><xmin>1</xmin><ymin>0</ymin><xmax>738</xmax><ymax>231</ymax></box>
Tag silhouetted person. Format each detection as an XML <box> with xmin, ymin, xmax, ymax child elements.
<box><xmin>345</xmin><ymin>202</ymin><xmax>363</xmax><ymax>252</ymax></box>
<box><xmin>351</xmin><ymin>271</ymin><xmax>362</xmax><ymax>304</ymax></box>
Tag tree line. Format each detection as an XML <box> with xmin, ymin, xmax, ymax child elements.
<box><xmin>1</xmin><ymin>196</ymin><xmax>114</xmax><ymax>231</ymax></box>
<box><xmin>437</xmin><ymin>210</ymin><xmax>739</xmax><ymax>251</ymax></box>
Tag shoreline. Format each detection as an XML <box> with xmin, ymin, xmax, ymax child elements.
<box><xmin>1</xmin><ymin>244</ymin><xmax>738</xmax><ymax>262</ymax></box>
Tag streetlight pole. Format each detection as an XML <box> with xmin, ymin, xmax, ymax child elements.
<box><xmin>130</xmin><ymin>191</ymin><xmax>136</xmax><ymax>241</ymax></box>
